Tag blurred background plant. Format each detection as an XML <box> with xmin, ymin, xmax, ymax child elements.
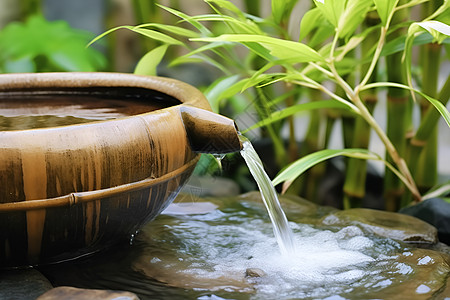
<box><xmin>0</xmin><ymin>14</ymin><xmax>106</xmax><ymax>72</ymax></box>
<box><xmin>0</xmin><ymin>0</ymin><xmax>107</xmax><ymax>72</ymax></box>
<box><xmin>1</xmin><ymin>0</ymin><xmax>449</xmax><ymax>212</ymax></box>
<box><xmin>89</xmin><ymin>0</ymin><xmax>450</xmax><ymax>212</ymax></box>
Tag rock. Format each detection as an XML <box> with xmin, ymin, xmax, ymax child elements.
<box><xmin>181</xmin><ymin>175</ymin><xmax>240</xmax><ymax>197</ymax></box>
<box><xmin>0</xmin><ymin>268</ymin><xmax>53</xmax><ymax>300</ymax></box>
<box><xmin>400</xmin><ymin>198</ymin><xmax>450</xmax><ymax>245</ymax></box>
<box><xmin>321</xmin><ymin>208</ymin><xmax>438</xmax><ymax>244</ymax></box>
<box><xmin>354</xmin><ymin>248</ymin><xmax>450</xmax><ymax>300</ymax></box>
<box><xmin>36</xmin><ymin>286</ymin><xmax>139</xmax><ymax>300</ymax></box>
<box><xmin>245</xmin><ymin>268</ymin><xmax>266</xmax><ymax>278</ymax></box>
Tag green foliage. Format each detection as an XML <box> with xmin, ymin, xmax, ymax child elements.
<box><xmin>196</xmin><ymin>34</ymin><xmax>325</xmax><ymax>63</ymax></box>
<box><xmin>134</xmin><ymin>44</ymin><xmax>168</xmax><ymax>76</ymax></box>
<box><xmin>272</xmin><ymin>148</ymin><xmax>382</xmax><ymax>190</ymax></box>
<box><xmin>0</xmin><ymin>15</ymin><xmax>106</xmax><ymax>73</ymax></box>
<box><xmin>93</xmin><ymin>0</ymin><xmax>450</xmax><ymax>210</ymax></box>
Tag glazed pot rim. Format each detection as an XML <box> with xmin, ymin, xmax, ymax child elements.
<box><xmin>0</xmin><ymin>72</ymin><xmax>212</xmax><ymax>131</ymax></box>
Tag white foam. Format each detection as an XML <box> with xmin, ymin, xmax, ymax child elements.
<box><xmin>418</xmin><ymin>256</ymin><xmax>433</xmax><ymax>265</ymax></box>
<box><xmin>177</xmin><ymin>221</ymin><xmax>379</xmax><ymax>298</ymax></box>
<box><xmin>416</xmin><ymin>284</ymin><xmax>431</xmax><ymax>294</ymax></box>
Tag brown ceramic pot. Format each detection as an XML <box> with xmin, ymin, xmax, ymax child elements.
<box><xmin>0</xmin><ymin>72</ymin><xmax>242</xmax><ymax>268</ymax></box>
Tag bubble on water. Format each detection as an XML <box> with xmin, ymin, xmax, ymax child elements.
<box><xmin>372</xmin><ymin>279</ymin><xmax>393</xmax><ymax>288</ymax></box>
<box><xmin>416</xmin><ymin>284</ymin><xmax>431</xmax><ymax>294</ymax></box>
<box><xmin>396</xmin><ymin>262</ymin><xmax>413</xmax><ymax>275</ymax></box>
<box><xmin>417</xmin><ymin>256</ymin><xmax>433</xmax><ymax>265</ymax></box>
<box><xmin>174</xmin><ymin>219</ymin><xmax>383</xmax><ymax>299</ymax></box>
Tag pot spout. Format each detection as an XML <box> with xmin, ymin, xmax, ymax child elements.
<box><xmin>180</xmin><ymin>106</ymin><xmax>242</xmax><ymax>154</ymax></box>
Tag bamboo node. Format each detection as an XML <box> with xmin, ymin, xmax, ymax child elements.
<box><xmin>410</xmin><ymin>138</ymin><xmax>427</xmax><ymax>147</ymax></box>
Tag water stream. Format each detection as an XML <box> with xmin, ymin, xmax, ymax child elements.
<box><xmin>239</xmin><ymin>135</ymin><xmax>296</xmax><ymax>256</ymax></box>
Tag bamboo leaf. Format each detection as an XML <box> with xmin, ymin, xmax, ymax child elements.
<box><xmin>272</xmin><ymin>0</ymin><xmax>298</xmax><ymax>24</ymax></box>
<box><xmin>134</xmin><ymin>44</ymin><xmax>168</xmax><ymax>76</ymax></box>
<box><xmin>416</xmin><ymin>20</ymin><xmax>450</xmax><ymax>43</ymax></box>
<box><xmin>299</xmin><ymin>8</ymin><xmax>325</xmax><ymax>41</ymax></box>
<box><xmin>89</xmin><ymin>25</ymin><xmax>184</xmax><ymax>46</ymax></box>
<box><xmin>403</xmin><ymin>20</ymin><xmax>450</xmax><ymax>102</ymax></box>
<box><xmin>87</xmin><ymin>26</ymin><xmax>126</xmax><ymax>47</ymax></box>
<box><xmin>129</xmin><ymin>28</ymin><xmax>183</xmax><ymax>45</ymax></box>
<box><xmin>204</xmin><ymin>74</ymin><xmax>241</xmax><ymax>112</ymax></box>
<box><xmin>170</xmin><ymin>41</ymin><xmax>232</xmax><ymax>66</ymax></box>
<box><xmin>380</xmin><ymin>32</ymin><xmax>443</xmax><ymax>58</ymax></box>
<box><xmin>373</xmin><ymin>0</ymin><xmax>399</xmax><ymax>26</ymax></box>
<box><xmin>157</xmin><ymin>5</ymin><xmax>211</xmax><ymax>36</ymax></box>
<box><xmin>313</xmin><ymin>0</ymin><xmax>346</xmax><ymax>28</ymax></box>
<box><xmin>272</xmin><ymin>149</ymin><xmax>380</xmax><ymax>190</ymax></box>
<box><xmin>194</xmin><ymin>34</ymin><xmax>325</xmax><ymax>63</ymax></box>
<box><xmin>395</xmin><ymin>0</ymin><xmax>429</xmax><ymax>10</ymax></box>
<box><xmin>336</xmin><ymin>25</ymin><xmax>380</xmax><ymax>61</ymax></box>
<box><xmin>337</xmin><ymin>0</ymin><xmax>373</xmax><ymax>38</ymax></box>
<box><xmin>361</xmin><ymin>81</ymin><xmax>450</xmax><ymax>128</ymax></box>
<box><xmin>240</xmin><ymin>42</ymin><xmax>275</xmax><ymax>62</ymax></box>
<box><xmin>425</xmin><ymin>0</ymin><xmax>450</xmax><ymax>21</ymax></box>
<box><xmin>422</xmin><ymin>181</ymin><xmax>450</xmax><ymax>200</ymax></box>
<box><xmin>206</xmin><ymin>0</ymin><xmax>244</xmax><ymax>17</ymax></box>
<box><xmin>135</xmin><ymin>23</ymin><xmax>200</xmax><ymax>38</ymax></box>
<box><xmin>421</xmin><ymin>93</ymin><xmax>450</xmax><ymax>128</ymax></box>
<box><xmin>309</xmin><ymin>22</ymin><xmax>335</xmax><ymax>48</ymax></box>
<box><xmin>244</xmin><ymin>100</ymin><xmax>354</xmax><ymax>133</ymax></box>
<box><xmin>191</xmin><ymin>15</ymin><xmax>262</xmax><ymax>34</ymax></box>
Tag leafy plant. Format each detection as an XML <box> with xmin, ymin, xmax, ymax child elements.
<box><xmin>91</xmin><ymin>0</ymin><xmax>450</xmax><ymax>211</ymax></box>
<box><xmin>0</xmin><ymin>14</ymin><xmax>106</xmax><ymax>73</ymax></box>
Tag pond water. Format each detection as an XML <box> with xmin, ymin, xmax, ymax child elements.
<box><xmin>38</xmin><ymin>192</ymin><xmax>450</xmax><ymax>300</ymax></box>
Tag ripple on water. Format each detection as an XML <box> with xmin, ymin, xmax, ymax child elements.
<box><xmin>134</xmin><ymin>200</ymin><xmax>419</xmax><ymax>299</ymax></box>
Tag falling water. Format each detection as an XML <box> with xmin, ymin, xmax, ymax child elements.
<box><xmin>239</xmin><ymin>135</ymin><xmax>296</xmax><ymax>256</ymax></box>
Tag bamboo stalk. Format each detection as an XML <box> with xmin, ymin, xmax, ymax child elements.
<box><xmin>382</xmin><ymin>2</ymin><xmax>411</xmax><ymax>211</ymax></box>
<box><xmin>343</xmin><ymin>99</ymin><xmax>376</xmax><ymax>209</ymax></box>
<box><xmin>343</xmin><ymin>12</ymin><xmax>380</xmax><ymax>209</ymax></box>
<box><xmin>415</xmin><ymin>0</ymin><xmax>442</xmax><ymax>193</ymax></box>
<box><xmin>404</xmin><ymin>75</ymin><xmax>450</xmax><ymax>206</ymax></box>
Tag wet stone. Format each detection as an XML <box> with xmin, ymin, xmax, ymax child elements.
<box><xmin>400</xmin><ymin>198</ymin><xmax>450</xmax><ymax>245</ymax></box>
<box><xmin>351</xmin><ymin>248</ymin><xmax>450</xmax><ymax>300</ymax></box>
<box><xmin>36</xmin><ymin>286</ymin><xmax>140</xmax><ymax>300</ymax></box>
<box><xmin>321</xmin><ymin>208</ymin><xmax>438</xmax><ymax>244</ymax></box>
<box><xmin>245</xmin><ymin>268</ymin><xmax>267</xmax><ymax>278</ymax></box>
<box><xmin>181</xmin><ymin>175</ymin><xmax>240</xmax><ymax>197</ymax></box>
<box><xmin>0</xmin><ymin>268</ymin><xmax>53</xmax><ymax>300</ymax></box>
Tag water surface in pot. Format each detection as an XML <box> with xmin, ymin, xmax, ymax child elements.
<box><xmin>0</xmin><ymin>87</ymin><xmax>181</xmax><ymax>130</ymax></box>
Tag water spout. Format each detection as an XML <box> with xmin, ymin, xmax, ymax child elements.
<box><xmin>180</xmin><ymin>106</ymin><xmax>242</xmax><ymax>154</ymax></box>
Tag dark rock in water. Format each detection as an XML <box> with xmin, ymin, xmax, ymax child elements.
<box><xmin>400</xmin><ymin>198</ymin><xmax>450</xmax><ymax>245</ymax></box>
<box><xmin>321</xmin><ymin>208</ymin><xmax>438</xmax><ymax>244</ymax></box>
<box><xmin>245</xmin><ymin>268</ymin><xmax>266</xmax><ymax>278</ymax></box>
<box><xmin>0</xmin><ymin>268</ymin><xmax>53</xmax><ymax>300</ymax></box>
<box><xmin>36</xmin><ymin>286</ymin><xmax>139</xmax><ymax>300</ymax></box>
